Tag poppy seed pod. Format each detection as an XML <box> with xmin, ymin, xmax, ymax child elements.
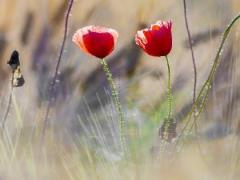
<box><xmin>72</xmin><ymin>25</ymin><xmax>118</xmax><ymax>59</ymax></box>
<box><xmin>135</xmin><ymin>20</ymin><xmax>172</xmax><ymax>57</ymax></box>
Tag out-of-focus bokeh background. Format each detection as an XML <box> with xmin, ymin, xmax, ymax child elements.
<box><xmin>0</xmin><ymin>0</ymin><xmax>240</xmax><ymax>179</ymax></box>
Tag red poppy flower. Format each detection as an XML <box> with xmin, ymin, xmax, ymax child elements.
<box><xmin>72</xmin><ymin>25</ymin><xmax>118</xmax><ymax>59</ymax></box>
<box><xmin>135</xmin><ymin>20</ymin><xmax>172</xmax><ymax>57</ymax></box>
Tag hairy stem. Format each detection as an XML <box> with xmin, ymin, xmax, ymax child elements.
<box><xmin>165</xmin><ymin>56</ymin><xmax>172</xmax><ymax>120</ymax></box>
<box><xmin>161</xmin><ymin>56</ymin><xmax>174</xmax><ymax>141</ymax></box>
<box><xmin>42</xmin><ymin>0</ymin><xmax>74</xmax><ymax>140</ymax></box>
<box><xmin>101</xmin><ymin>59</ymin><xmax>127</xmax><ymax>154</ymax></box>
<box><xmin>177</xmin><ymin>13</ymin><xmax>240</xmax><ymax>143</ymax></box>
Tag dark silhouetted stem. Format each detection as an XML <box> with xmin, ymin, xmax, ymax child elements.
<box><xmin>101</xmin><ymin>59</ymin><xmax>127</xmax><ymax>154</ymax></box>
<box><xmin>183</xmin><ymin>0</ymin><xmax>197</xmax><ymax>106</ymax></box>
<box><xmin>183</xmin><ymin>0</ymin><xmax>199</xmax><ymax>139</ymax></box>
<box><xmin>41</xmin><ymin>0</ymin><xmax>74</xmax><ymax>140</ymax></box>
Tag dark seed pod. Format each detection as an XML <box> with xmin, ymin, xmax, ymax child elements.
<box><xmin>7</xmin><ymin>50</ymin><xmax>25</xmax><ymax>87</ymax></box>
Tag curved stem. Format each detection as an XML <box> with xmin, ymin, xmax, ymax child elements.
<box><xmin>165</xmin><ymin>56</ymin><xmax>172</xmax><ymax>120</ymax></box>
<box><xmin>176</xmin><ymin>13</ymin><xmax>240</xmax><ymax>145</ymax></box>
<box><xmin>192</xmin><ymin>13</ymin><xmax>240</xmax><ymax>121</ymax></box>
<box><xmin>41</xmin><ymin>0</ymin><xmax>74</xmax><ymax>140</ymax></box>
<box><xmin>101</xmin><ymin>59</ymin><xmax>127</xmax><ymax>154</ymax></box>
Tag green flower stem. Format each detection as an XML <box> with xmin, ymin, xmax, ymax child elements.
<box><xmin>162</xmin><ymin>56</ymin><xmax>173</xmax><ymax>141</ymax></box>
<box><xmin>178</xmin><ymin>13</ymin><xmax>240</xmax><ymax>139</ymax></box>
<box><xmin>191</xmin><ymin>13</ymin><xmax>240</xmax><ymax>122</ymax></box>
<box><xmin>100</xmin><ymin>59</ymin><xmax>127</xmax><ymax>153</ymax></box>
<box><xmin>166</xmin><ymin>56</ymin><xmax>173</xmax><ymax>120</ymax></box>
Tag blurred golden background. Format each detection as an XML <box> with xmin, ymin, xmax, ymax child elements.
<box><xmin>0</xmin><ymin>0</ymin><xmax>239</xmax><ymax>179</ymax></box>
<box><xmin>0</xmin><ymin>0</ymin><xmax>239</xmax><ymax>130</ymax></box>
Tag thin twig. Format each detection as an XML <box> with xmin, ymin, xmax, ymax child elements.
<box><xmin>2</xmin><ymin>73</ymin><xmax>14</xmax><ymax>130</ymax></box>
<box><xmin>1</xmin><ymin>73</ymin><xmax>14</xmax><ymax>151</ymax></box>
<box><xmin>41</xmin><ymin>0</ymin><xmax>74</xmax><ymax>140</ymax></box>
<box><xmin>182</xmin><ymin>0</ymin><xmax>209</xmax><ymax>161</ymax></box>
<box><xmin>182</xmin><ymin>0</ymin><xmax>199</xmax><ymax>147</ymax></box>
<box><xmin>183</xmin><ymin>0</ymin><xmax>197</xmax><ymax>105</ymax></box>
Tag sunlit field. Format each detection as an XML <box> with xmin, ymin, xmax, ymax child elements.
<box><xmin>0</xmin><ymin>0</ymin><xmax>240</xmax><ymax>179</ymax></box>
